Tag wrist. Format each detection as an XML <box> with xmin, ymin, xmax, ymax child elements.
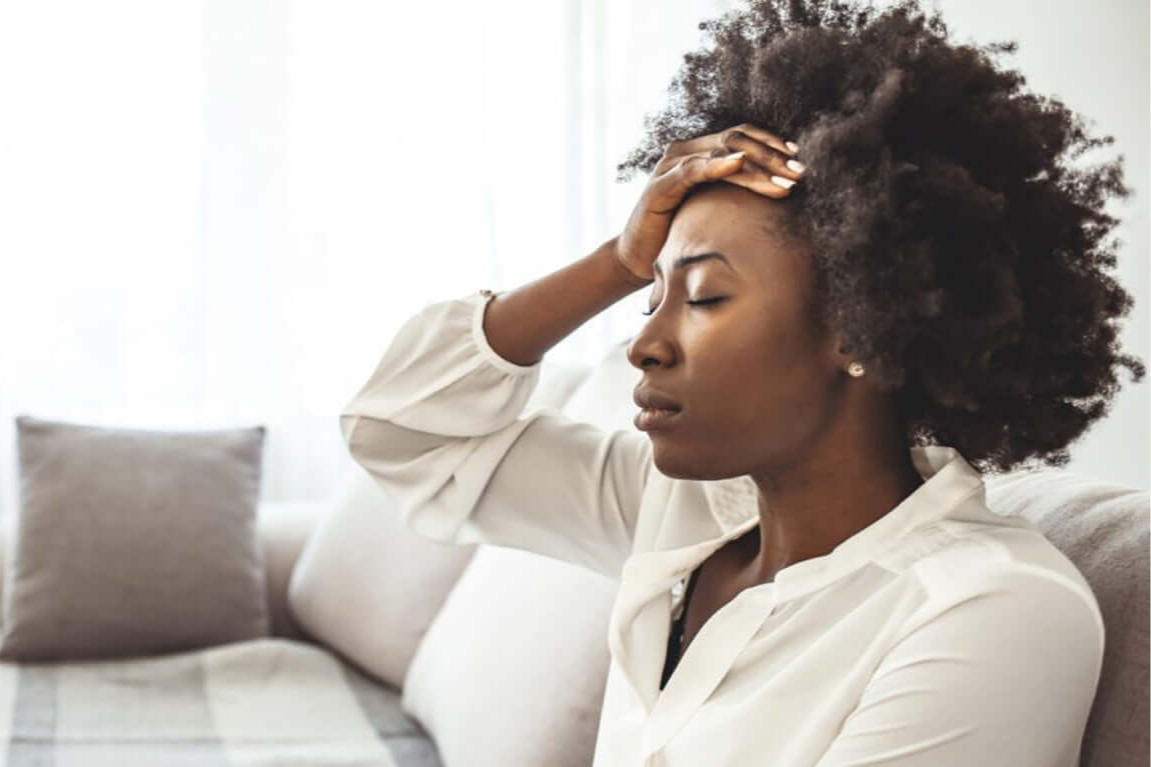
<box><xmin>604</xmin><ymin>236</ymin><xmax>653</xmax><ymax>289</ymax></box>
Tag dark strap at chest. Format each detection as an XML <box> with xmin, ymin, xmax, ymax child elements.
<box><xmin>659</xmin><ymin>564</ymin><xmax>703</xmax><ymax>691</ymax></box>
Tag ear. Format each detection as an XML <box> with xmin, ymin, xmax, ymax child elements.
<box><xmin>827</xmin><ymin>330</ymin><xmax>854</xmax><ymax>371</ymax></box>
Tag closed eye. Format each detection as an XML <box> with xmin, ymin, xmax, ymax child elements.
<box><xmin>641</xmin><ymin>297</ymin><xmax>727</xmax><ymax>316</ymax></box>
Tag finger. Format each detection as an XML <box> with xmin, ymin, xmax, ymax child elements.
<box><xmin>678</xmin><ymin>152</ymin><xmax>754</xmax><ymax>192</ymax></box>
<box><xmin>720</xmin><ymin>132</ymin><xmax>805</xmax><ymax>183</ymax></box>
<box><xmin>647</xmin><ymin>152</ymin><xmax>749</xmax><ymax>212</ymax></box>
<box><xmin>729</xmin><ymin>124</ymin><xmax>800</xmax><ymax>158</ymax></box>
<box><xmin>722</xmin><ymin>173</ymin><xmax>795</xmax><ymax>198</ymax></box>
<box><xmin>676</xmin><ymin>124</ymin><xmax>799</xmax><ymax>169</ymax></box>
<box><xmin>716</xmin><ymin>160</ymin><xmax>798</xmax><ymax>198</ymax></box>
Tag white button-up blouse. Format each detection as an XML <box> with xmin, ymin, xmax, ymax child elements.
<box><xmin>339</xmin><ymin>289</ymin><xmax>1105</xmax><ymax>767</ymax></box>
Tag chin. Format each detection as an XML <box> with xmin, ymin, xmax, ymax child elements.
<box><xmin>650</xmin><ymin>443</ymin><xmax>734</xmax><ymax>482</ymax></box>
<box><xmin>649</xmin><ymin>444</ymin><xmax>695</xmax><ymax>480</ymax></box>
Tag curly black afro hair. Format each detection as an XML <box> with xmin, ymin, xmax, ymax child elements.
<box><xmin>616</xmin><ymin>0</ymin><xmax>1145</xmax><ymax>474</ymax></box>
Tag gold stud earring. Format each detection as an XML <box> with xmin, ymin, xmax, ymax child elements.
<box><xmin>847</xmin><ymin>361</ymin><xmax>865</xmax><ymax>377</ymax></box>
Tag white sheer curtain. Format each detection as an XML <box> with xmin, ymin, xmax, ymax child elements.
<box><xmin>0</xmin><ymin>0</ymin><xmax>739</xmax><ymax>518</ymax></box>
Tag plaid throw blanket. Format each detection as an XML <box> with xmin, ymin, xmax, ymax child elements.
<box><xmin>0</xmin><ymin>637</ymin><xmax>441</xmax><ymax>766</ymax></box>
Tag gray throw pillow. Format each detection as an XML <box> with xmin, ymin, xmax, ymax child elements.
<box><xmin>1</xmin><ymin>415</ymin><xmax>270</xmax><ymax>661</ymax></box>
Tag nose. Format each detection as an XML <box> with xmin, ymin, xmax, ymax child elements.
<box><xmin>626</xmin><ymin>333</ymin><xmax>674</xmax><ymax>371</ymax></box>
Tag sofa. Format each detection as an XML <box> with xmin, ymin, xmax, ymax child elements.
<box><xmin>0</xmin><ymin>335</ymin><xmax>1146</xmax><ymax>767</ymax></box>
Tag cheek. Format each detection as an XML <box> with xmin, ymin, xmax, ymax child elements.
<box><xmin>689</xmin><ymin>318</ymin><xmax>830</xmax><ymax>436</ymax></box>
<box><xmin>650</xmin><ymin>319</ymin><xmax>832</xmax><ymax>480</ymax></box>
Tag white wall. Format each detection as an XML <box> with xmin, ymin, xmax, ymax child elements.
<box><xmin>0</xmin><ymin>0</ymin><xmax>1143</xmax><ymax>508</ymax></box>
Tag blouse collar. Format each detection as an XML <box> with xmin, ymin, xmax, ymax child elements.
<box><xmin>607</xmin><ymin>444</ymin><xmax>986</xmax><ymax>721</ymax></box>
<box><xmin>750</xmin><ymin>444</ymin><xmax>985</xmax><ymax>602</ymax></box>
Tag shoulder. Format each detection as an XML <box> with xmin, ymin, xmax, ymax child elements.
<box><xmin>838</xmin><ymin>531</ymin><xmax>1106</xmax><ymax>765</ymax></box>
<box><xmin>890</xmin><ymin>504</ymin><xmax>1105</xmax><ymax>658</ymax></box>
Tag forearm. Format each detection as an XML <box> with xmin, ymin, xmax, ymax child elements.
<box><xmin>481</xmin><ymin>235</ymin><xmax>652</xmax><ymax>368</ymax></box>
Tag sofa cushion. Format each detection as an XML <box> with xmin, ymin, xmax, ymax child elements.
<box><xmin>400</xmin><ymin>544</ymin><xmax>617</xmax><ymax>767</ymax></box>
<box><xmin>984</xmin><ymin>469</ymin><xmax>1149</xmax><ymax>767</ymax></box>
<box><xmin>0</xmin><ymin>636</ymin><xmax>442</xmax><ymax>766</ymax></box>
<box><xmin>257</xmin><ymin>499</ymin><xmax>329</xmax><ymax>640</ymax></box>
<box><xmin>1</xmin><ymin>415</ymin><xmax>269</xmax><ymax>661</ymax></box>
<box><xmin>287</xmin><ymin>463</ymin><xmax>478</xmax><ymax>689</ymax></box>
<box><xmin>0</xmin><ymin>499</ymin><xmax>325</xmax><ymax>643</ymax></box>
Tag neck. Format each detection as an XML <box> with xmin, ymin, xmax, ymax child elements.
<box><xmin>740</xmin><ymin>426</ymin><xmax>924</xmax><ymax>585</ymax></box>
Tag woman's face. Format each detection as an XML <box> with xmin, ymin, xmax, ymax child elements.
<box><xmin>626</xmin><ymin>181</ymin><xmax>846</xmax><ymax>480</ymax></box>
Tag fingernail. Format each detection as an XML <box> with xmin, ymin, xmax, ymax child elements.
<box><xmin>786</xmin><ymin>159</ymin><xmax>806</xmax><ymax>173</ymax></box>
<box><xmin>771</xmin><ymin>175</ymin><xmax>796</xmax><ymax>189</ymax></box>
<box><xmin>785</xmin><ymin>141</ymin><xmax>799</xmax><ymax>154</ymax></box>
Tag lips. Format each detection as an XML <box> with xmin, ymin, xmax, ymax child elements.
<box><xmin>633</xmin><ymin>407</ymin><xmax>681</xmax><ymax>431</ymax></box>
<box><xmin>632</xmin><ymin>386</ymin><xmax>683</xmax><ymax>413</ymax></box>
<box><xmin>632</xmin><ymin>386</ymin><xmax>683</xmax><ymax>432</ymax></box>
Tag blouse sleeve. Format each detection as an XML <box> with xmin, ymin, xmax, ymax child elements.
<box><xmin>812</xmin><ymin>565</ymin><xmax>1105</xmax><ymax>767</ymax></box>
<box><xmin>339</xmin><ymin>289</ymin><xmax>653</xmax><ymax>581</ymax></box>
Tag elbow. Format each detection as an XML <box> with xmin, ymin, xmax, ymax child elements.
<box><xmin>339</xmin><ymin>413</ymin><xmax>360</xmax><ymax>449</ymax></box>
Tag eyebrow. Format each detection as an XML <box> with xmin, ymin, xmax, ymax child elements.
<box><xmin>652</xmin><ymin>251</ymin><xmax>736</xmax><ymax>278</ymax></box>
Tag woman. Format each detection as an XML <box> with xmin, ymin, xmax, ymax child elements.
<box><xmin>339</xmin><ymin>1</ymin><xmax>1145</xmax><ymax>764</ymax></box>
